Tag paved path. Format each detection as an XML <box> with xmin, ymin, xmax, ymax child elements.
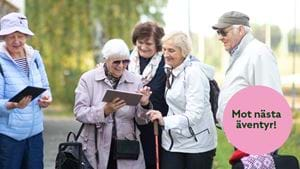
<box><xmin>44</xmin><ymin>117</ymin><xmax>80</xmax><ymax>169</ymax></box>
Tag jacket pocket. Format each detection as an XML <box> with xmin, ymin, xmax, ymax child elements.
<box><xmin>179</xmin><ymin>125</ymin><xmax>210</xmax><ymax>138</ymax></box>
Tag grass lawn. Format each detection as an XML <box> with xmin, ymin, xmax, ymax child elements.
<box><xmin>213</xmin><ymin>122</ymin><xmax>300</xmax><ymax>168</ymax></box>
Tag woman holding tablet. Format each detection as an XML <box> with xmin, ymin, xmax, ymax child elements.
<box><xmin>0</xmin><ymin>12</ymin><xmax>52</xmax><ymax>169</ymax></box>
<box><xmin>74</xmin><ymin>39</ymin><xmax>152</xmax><ymax>169</ymax></box>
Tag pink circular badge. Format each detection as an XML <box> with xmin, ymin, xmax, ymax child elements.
<box><xmin>223</xmin><ymin>86</ymin><xmax>292</xmax><ymax>155</ymax></box>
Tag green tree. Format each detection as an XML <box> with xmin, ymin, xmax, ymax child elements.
<box><xmin>26</xmin><ymin>0</ymin><xmax>167</xmax><ymax>107</ymax></box>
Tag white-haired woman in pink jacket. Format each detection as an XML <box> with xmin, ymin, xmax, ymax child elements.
<box><xmin>74</xmin><ymin>39</ymin><xmax>152</xmax><ymax>169</ymax></box>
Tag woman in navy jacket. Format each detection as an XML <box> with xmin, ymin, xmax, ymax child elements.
<box><xmin>128</xmin><ymin>21</ymin><xmax>168</xmax><ymax>169</ymax></box>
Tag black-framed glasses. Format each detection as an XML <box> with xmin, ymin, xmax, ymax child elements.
<box><xmin>216</xmin><ymin>27</ymin><xmax>233</xmax><ymax>37</ymax></box>
<box><xmin>112</xmin><ymin>59</ymin><xmax>130</xmax><ymax>65</ymax></box>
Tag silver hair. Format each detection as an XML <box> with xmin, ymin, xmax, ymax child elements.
<box><xmin>161</xmin><ymin>31</ymin><xmax>192</xmax><ymax>58</ymax></box>
<box><xmin>101</xmin><ymin>39</ymin><xmax>129</xmax><ymax>60</ymax></box>
<box><xmin>232</xmin><ymin>25</ymin><xmax>251</xmax><ymax>34</ymax></box>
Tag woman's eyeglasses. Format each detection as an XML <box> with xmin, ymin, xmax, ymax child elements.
<box><xmin>216</xmin><ymin>27</ymin><xmax>233</xmax><ymax>37</ymax></box>
<box><xmin>112</xmin><ymin>59</ymin><xmax>130</xmax><ymax>65</ymax></box>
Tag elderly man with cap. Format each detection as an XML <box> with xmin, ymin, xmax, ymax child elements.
<box><xmin>212</xmin><ymin>11</ymin><xmax>282</xmax><ymax>127</ymax></box>
<box><xmin>74</xmin><ymin>38</ymin><xmax>152</xmax><ymax>169</ymax></box>
<box><xmin>212</xmin><ymin>10</ymin><xmax>283</xmax><ymax>169</ymax></box>
<box><xmin>0</xmin><ymin>13</ymin><xmax>52</xmax><ymax>169</ymax></box>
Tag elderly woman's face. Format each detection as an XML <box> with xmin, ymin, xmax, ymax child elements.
<box><xmin>106</xmin><ymin>57</ymin><xmax>130</xmax><ymax>78</ymax></box>
<box><xmin>162</xmin><ymin>40</ymin><xmax>185</xmax><ymax>68</ymax></box>
<box><xmin>4</xmin><ymin>31</ymin><xmax>27</xmax><ymax>57</ymax></box>
<box><xmin>136</xmin><ymin>36</ymin><xmax>157</xmax><ymax>58</ymax></box>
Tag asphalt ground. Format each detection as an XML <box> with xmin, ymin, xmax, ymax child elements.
<box><xmin>44</xmin><ymin>117</ymin><xmax>80</xmax><ymax>169</ymax></box>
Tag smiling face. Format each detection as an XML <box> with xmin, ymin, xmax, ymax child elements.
<box><xmin>162</xmin><ymin>40</ymin><xmax>185</xmax><ymax>68</ymax></box>
<box><xmin>3</xmin><ymin>31</ymin><xmax>27</xmax><ymax>57</ymax></box>
<box><xmin>217</xmin><ymin>26</ymin><xmax>245</xmax><ymax>53</ymax></box>
<box><xmin>105</xmin><ymin>57</ymin><xmax>130</xmax><ymax>78</ymax></box>
<box><xmin>136</xmin><ymin>36</ymin><xmax>157</xmax><ymax>59</ymax></box>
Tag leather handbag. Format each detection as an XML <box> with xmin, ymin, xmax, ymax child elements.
<box><xmin>114</xmin><ymin>139</ymin><xmax>140</xmax><ymax>160</ymax></box>
<box><xmin>112</xmin><ymin>113</ymin><xmax>140</xmax><ymax>160</ymax></box>
<box><xmin>55</xmin><ymin>124</ymin><xmax>97</xmax><ymax>169</ymax></box>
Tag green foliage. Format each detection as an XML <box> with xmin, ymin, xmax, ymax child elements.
<box><xmin>204</xmin><ymin>36</ymin><xmax>222</xmax><ymax>70</ymax></box>
<box><xmin>25</xmin><ymin>0</ymin><xmax>167</xmax><ymax>106</ymax></box>
<box><xmin>288</xmin><ymin>28</ymin><xmax>300</xmax><ymax>53</ymax></box>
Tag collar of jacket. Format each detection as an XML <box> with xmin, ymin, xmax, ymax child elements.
<box><xmin>170</xmin><ymin>55</ymin><xmax>195</xmax><ymax>78</ymax></box>
<box><xmin>226</xmin><ymin>32</ymin><xmax>255</xmax><ymax>74</ymax></box>
<box><xmin>94</xmin><ymin>65</ymin><xmax>135</xmax><ymax>85</ymax></box>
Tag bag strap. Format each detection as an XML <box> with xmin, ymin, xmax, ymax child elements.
<box><xmin>0</xmin><ymin>63</ymin><xmax>4</xmax><ymax>77</ymax></box>
<box><xmin>111</xmin><ymin>84</ymin><xmax>137</xmax><ymax>140</ymax></box>
<box><xmin>75</xmin><ymin>123</ymin><xmax>85</xmax><ymax>140</ymax></box>
<box><xmin>75</xmin><ymin>123</ymin><xmax>99</xmax><ymax>164</ymax></box>
<box><xmin>112</xmin><ymin>113</ymin><xmax>137</xmax><ymax>140</ymax></box>
<box><xmin>66</xmin><ymin>132</ymin><xmax>77</xmax><ymax>142</ymax></box>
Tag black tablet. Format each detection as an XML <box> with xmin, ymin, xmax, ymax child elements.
<box><xmin>9</xmin><ymin>86</ymin><xmax>47</xmax><ymax>102</ymax></box>
<box><xmin>102</xmin><ymin>89</ymin><xmax>143</xmax><ymax>106</ymax></box>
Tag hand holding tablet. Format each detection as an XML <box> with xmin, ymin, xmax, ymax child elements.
<box><xmin>9</xmin><ymin>86</ymin><xmax>47</xmax><ymax>103</ymax></box>
<box><xmin>102</xmin><ymin>89</ymin><xmax>143</xmax><ymax>106</ymax></box>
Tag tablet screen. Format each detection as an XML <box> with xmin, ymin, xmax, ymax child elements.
<box><xmin>9</xmin><ymin>86</ymin><xmax>47</xmax><ymax>102</ymax></box>
<box><xmin>102</xmin><ymin>89</ymin><xmax>142</xmax><ymax>106</ymax></box>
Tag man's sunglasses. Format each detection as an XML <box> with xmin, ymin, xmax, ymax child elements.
<box><xmin>112</xmin><ymin>59</ymin><xmax>130</xmax><ymax>65</ymax></box>
<box><xmin>216</xmin><ymin>27</ymin><xmax>233</xmax><ymax>37</ymax></box>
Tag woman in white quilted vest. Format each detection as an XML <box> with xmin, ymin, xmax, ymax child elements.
<box><xmin>0</xmin><ymin>12</ymin><xmax>52</xmax><ymax>169</ymax></box>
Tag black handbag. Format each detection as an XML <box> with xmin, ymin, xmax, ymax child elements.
<box><xmin>112</xmin><ymin>113</ymin><xmax>140</xmax><ymax>160</ymax></box>
<box><xmin>114</xmin><ymin>139</ymin><xmax>140</xmax><ymax>160</ymax></box>
<box><xmin>55</xmin><ymin>124</ymin><xmax>98</xmax><ymax>169</ymax></box>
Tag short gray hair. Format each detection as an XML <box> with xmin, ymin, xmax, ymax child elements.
<box><xmin>161</xmin><ymin>31</ymin><xmax>192</xmax><ymax>58</ymax></box>
<box><xmin>232</xmin><ymin>25</ymin><xmax>251</xmax><ymax>34</ymax></box>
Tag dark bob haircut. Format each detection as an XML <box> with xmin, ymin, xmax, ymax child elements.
<box><xmin>131</xmin><ymin>21</ymin><xmax>165</xmax><ymax>51</ymax></box>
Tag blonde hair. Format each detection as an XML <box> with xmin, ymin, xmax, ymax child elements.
<box><xmin>161</xmin><ymin>31</ymin><xmax>192</xmax><ymax>58</ymax></box>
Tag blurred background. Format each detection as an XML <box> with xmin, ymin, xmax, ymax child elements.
<box><xmin>1</xmin><ymin>0</ymin><xmax>299</xmax><ymax>168</ymax></box>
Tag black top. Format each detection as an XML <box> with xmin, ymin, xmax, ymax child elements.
<box><xmin>139</xmin><ymin>57</ymin><xmax>151</xmax><ymax>74</ymax></box>
<box><xmin>137</xmin><ymin>55</ymin><xmax>168</xmax><ymax>168</ymax></box>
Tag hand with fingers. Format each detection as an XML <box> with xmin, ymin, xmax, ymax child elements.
<box><xmin>104</xmin><ymin>97</ymin><xmax>126</xmax><ymax>116</ymax></box>
<box><xmin>6</xmin><ymin>95</ymin><xmax>32</xmax><ymax>109</ymax></box>
<box><xmin>147</xmin><ymin>110</ymin><xmax>165</xmax><ymax>126</ymax></box>
<box><xmin>138</xmin><ymin>86</ymin><xmax>152</xmax><ymax>106</ymax></box>
<box><xmin>38</xmin><ymin>95</ymin><xmax>52</xmax><ymax>108</ymax></box>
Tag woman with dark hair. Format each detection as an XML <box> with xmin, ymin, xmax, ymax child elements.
<box><xmin>128</xmin><ymin>21</ymin><xmax>168</xmax><ymax>169</ymax></box>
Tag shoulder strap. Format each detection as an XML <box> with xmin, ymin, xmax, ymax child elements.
<box><xmin>75</xmin><ymin>124</ymin><xmax>85</xmax><ymax>140</ymax></box>
<box><xmin>0</xmin><ymin>58</ymin><xmax>39</xmax><ymax>77</ymax></box>
<box><xmin>0</xmin><ymin>63</ymin><xmax>3</xmax><ymax>77</ymax></box>
<box><xmin>34</xmin><ymin>59</ymin><xmax>39</xmax><ymax>69</ymax></box>
<box><xmin>75</xmin><ymin>123</ymin><xmax>99</xmax><ymax>163</ymax></box>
